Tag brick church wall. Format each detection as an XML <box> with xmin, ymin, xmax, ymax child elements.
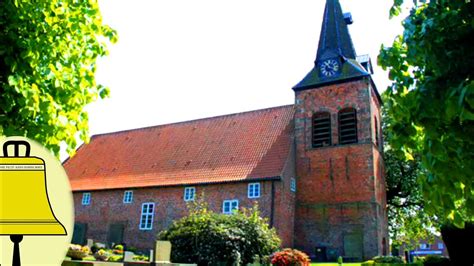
<box><xmin>273</xmin><ymin>137</ymin><xmax>297</xmax><ymax>247</ymax></box>
<box><xmin>73</xmin><ymin>179</ymin><xmax>293</xmax><ymax>249</ymax></box>
<box><xmin>293</xmin><ymin>79</ymin><xmax>387</xmax><ymax>260</ymax></box>
<box><xmin>369</xmin><ymin>82</ymin><xmax>389</xmax><ymax>255</ymax></box>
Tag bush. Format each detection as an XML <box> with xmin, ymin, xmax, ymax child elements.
<box><xmin>93</xmin><ymin>249</ymin><xmax>110</xmax><ymax>261</ymax></box>
<box><xmin>362</xmin><ymin>258</ymin><xmax>423</xmax><ymax>266</ymax></box>
<box><xmin>158</xmin><ymin>202</ymin><xmax>281</xmax><ymax>265</ymax></box>
<box><xmin>67</xmin><ymin>244</ymin><xmax>90</xmax><ymax>260</ymax></box>
<box><xmin>373</xmin><ymin>256</ymin><xmax>404</xmax><ymax>263</ymax></box>
<box><xmin>270</xmin><ymin>248</ymin><xmax>310</xmax><ymax>266</ymax></box>
<box><xmin>108</xmin><ymin>255</ymin><xmax>123</xmax><ymax>262</ymax></box>
<box><xmin>422</xmin><ymin>255</ymin><xmax>451</xmax><ymax>266</ymax></box>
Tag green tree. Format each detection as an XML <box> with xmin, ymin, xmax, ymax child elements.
<box><xmin>378</xmin><ymin>0</ymin><xmax>474</xmax><ymax>228</ymax></box>
<box><xmin>383</xmin><ymin>113</ymin><xmax>438</xmax><ymax>248</ymax></box>
<box><xmin>0</xmin><ymin>0</ymin><xmax>117</xmax><ymax>156</ymax></box>
<box><xmin>158</xmin><ymin>200</ymin><xmax>281</xmax><ymax>265</ymax></box>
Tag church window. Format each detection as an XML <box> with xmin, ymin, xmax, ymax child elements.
<box><xmin>123</xmin><ymin>190</ymin><xmax>133</xmax><ymax>203</ymax></box>
<box><xmin>419</xmin><ymin>243</ymin><xmax>430</xmax><ymax>249</ymax></box>
<box><xmin>82</xmin><ymin>193</ymin><xmax>91</xmax><ymax>205</ymax></box>
<box><xmin>248</xmin><ymin>183</ymin><xmax>261</xmax><ymax>198</ymax></box>
<box><xmin>338</xmin><ymin>108</ymin><xmax>358</xmax><ymax>144</ymax></box>
<box><xmin>184</xmin><ymin>187</ymin><xmax>195</xmax><ymax>201</ymax></box>
<box><xmin>139</xmin><ymin>202</ymin><xmax>155</xmax><ymax>230</ymax></box>
<box><xmin>312</xmin><ymin>112</ymin><xmax>332</xmax><ymax>148</ymax></box>
<box><xmin>222</xmin><ymin>200</ymin><xmax>239</xmax><ymax>214</ymax></box>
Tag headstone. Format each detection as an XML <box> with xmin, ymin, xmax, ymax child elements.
<box><xmin>86</xmin><ymin>239</ymin><xmax>94</xmax><ymax>248</ymax></box>
<box><xmin>149</xmin><ymin>249</ymin><xmax>154</xmax><ymax>262</ymax></box>
<box><xmin>124</xmin><ymin>251</ymin><xmax>135</xmax><ymax>262</ymax></box>
<box><xmin>154</xmin><ymin>240</ymin><xmax>172</xmax><ymax>263</ymax></box>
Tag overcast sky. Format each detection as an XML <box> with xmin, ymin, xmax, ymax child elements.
<box><xmin>89</xmin><ymin>0</ymin><xmax>408</xmax><ymax>135</ymax></box>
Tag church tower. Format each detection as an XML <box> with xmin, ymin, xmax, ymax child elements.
<box><xmin>293</xmin><ymin>0</ymin><xmax>388</xmax><ymax>261</ymax></box>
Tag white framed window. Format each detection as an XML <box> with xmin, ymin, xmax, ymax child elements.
<box><xmin>222</xmin><ymin>200</ymin><xmax>239</xmax><ymax>214</ymax></box>
<box><xmin>184</xmin><ymin>187</ymin><xmax>195</xmax><ymax>201</ymax></box>
<box><xmin>82</xmin><ymin>192</ymin><xmax>91</xmax><ymax>205</ymax></box>
<box><xmin>139</xmin><ymin>202</ymin><xmax>155</xmax><ymax>230</ymax></box>
<box><xmin>248</xmin><ymin>183</ymin><xmax>261</xmax><ymax>198</ymax></box>
<box><xmin>437</xmin><ymin>242</ymin><xmax>444</xmax><ymax>249</ymax></box>
<box><xmin>420</xmin><ymin>243</ymin><xmax>430</xmax><ymax>249</ymax></box>
<box><xmin>123</xmin><ymin>190</ymin><xmax>133</xmax><ymax>203</ymax></box>
<box><xmin>290</xmin><ymin>178</ymin><xmax>296</xmax><ymax>192</ymax></box>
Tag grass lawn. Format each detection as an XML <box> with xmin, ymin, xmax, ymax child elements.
<box><xmin>311</xmin><ymin>263</ymin><xmax>361</xmax><ymax>266</ymax></box>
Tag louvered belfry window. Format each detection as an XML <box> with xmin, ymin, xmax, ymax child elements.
<box><xmin>312</xmin><ymin>112</ymin><xmax>332</xmax><ymax>148</ymax></box>
<box><xmin>338</xmin><ymin>108</ymin><xmax>358</xmax><ymax>144</ymax></box>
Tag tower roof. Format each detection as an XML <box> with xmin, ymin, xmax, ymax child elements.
<box><xmin>293</xmin><ymin>0</ymin><xmax>370</xmax><ymax>91</ymax></box>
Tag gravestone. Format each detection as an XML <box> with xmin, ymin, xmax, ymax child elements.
<box><xmin>124</xmin><ymin>251</ymin><xmax>135</xmax><ymax>262</ymax></box>
<box><xmin>154</xmin><ymin>241</ymin><xmax>172</xmax><ymax>263</ymax></box>
<box><xmin>86</xmin><ymin>239</ymin><xmax>94</xmax><ymax>248</ymax></box>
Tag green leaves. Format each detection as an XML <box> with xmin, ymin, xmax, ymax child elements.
<box><xmin>0</xmin><ymin>0</ymin><xmax>116</xmax><ymax>157</ymax></box>
<box><xmin>159</xmin><ymin>200</ymin><xmax>280</xmax><ymax>265</ymax></box>
<box><xmin>380</xmin><ymin>0</ymin><xmax>474</xmax><ymax>227</ymax></box>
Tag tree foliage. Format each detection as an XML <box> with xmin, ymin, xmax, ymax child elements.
<box><xmin>379</xmin><ymin>0</ymin><xmax>474</xmax><ymax>227</ymax></box>
<box><xmin>0</xmin><ymin>0</ymin><xmax>117</xmax><ymax>156</ymax></box>
<box><xmin>384</xmin><ymin>113</ymin><xmax>438</xmax><ymax>247</ymax></box>
<box><xmin>158</xmin><ymin>201</ymin><xmax>281</xmax><ymax>266</ymax></box>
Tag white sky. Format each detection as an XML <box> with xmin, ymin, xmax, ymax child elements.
<box><xmin>89</xmin><ymin>0</ymin><xmax>408</xmax><ymax>135</ymax></box>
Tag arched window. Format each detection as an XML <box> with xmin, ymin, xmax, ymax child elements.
<box><xmin>338</xmin><ymin>108</ymin><xmax>358</xmax><ymax>144</ymax></box>
<box><xmin>312</xmin><ymin>112</ymin><xmax>331</xmax><ymax>148</ymax></box>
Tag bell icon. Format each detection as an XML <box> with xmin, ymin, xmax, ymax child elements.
<box><xmin>0</xmin><ymin>140</ymin><xmax>67</xmax><ymax>266</ymax></box>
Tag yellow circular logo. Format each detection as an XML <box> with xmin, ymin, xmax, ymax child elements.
<box><xmin>0</xmin><ymin>137</ymin><xmax>74</xmax><ymax>265</ymax></box>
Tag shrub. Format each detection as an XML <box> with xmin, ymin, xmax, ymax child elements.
<box><xmin>270</xmin><ymin>248</ymin><xmax>310</xmax><ymax>266</ymax></box>
<box><xmin>91</xmin><ymin>242</ymin><xmax>105</xmax><ymax>254</ymax></box>
<box><xmin>422</xmin><ymin>255</ymin><xmax>451</xmax><ymax>266</ymax></box>
<box><xmin>93</xmin><ymin>249</ymin><xmax>110</xmax><ymax>261</ymax></box>
<box><xmin>133</xmin><ymin>254</ymin><xmax>150</xmax><ymax>261</ymax></box>
<box><xmin>108</xmin><ymin>255</ymin><xmax>123</xmax><ymax>262</ymax></box>
<box><xmin>373</xmin><ymin>256</ymin><xmax>404</xmax><ymax>263</ymax></box>
<box><xmin>158</xmin><ymin>202</ymin><xmax>281</xmax><ymax>265</ymax></box>
<box><xmin>67</xmin><ymin>244</ymin><xmax>90</xmax><ymax>260</ymax></box>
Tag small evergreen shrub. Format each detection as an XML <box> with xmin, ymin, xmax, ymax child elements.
<box><xmin>270</xmin><ymin>248</ymin><xmax>310</xmax><ymax>266</ymax></box>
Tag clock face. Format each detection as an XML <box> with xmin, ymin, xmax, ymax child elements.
<box><xmin>319</xmin><ymin>59</ymin><xmax>340</xmax><ymax>77</ymax></box>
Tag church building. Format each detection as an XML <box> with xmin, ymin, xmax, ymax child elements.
<box><xmin>65</xmin><ymin>0</ymin><xmax>388</xmax><ymax>261</ymax></box>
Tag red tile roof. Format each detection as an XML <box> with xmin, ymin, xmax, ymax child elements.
<box><xmin>65</xmin><ymin>105</ymin><xmax>295</xmax><ymax>191</ymax></box>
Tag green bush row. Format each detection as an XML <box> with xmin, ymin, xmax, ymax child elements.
<box><xmin>361</xmin><ymin>261</ymin><xmax>422</xmax><ymax>266</ymax></box>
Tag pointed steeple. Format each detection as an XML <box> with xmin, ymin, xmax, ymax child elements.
<box><xmin>293</xmin><ymin>0</ymin><xmax>370</xmax><ymax>91</ymax></box>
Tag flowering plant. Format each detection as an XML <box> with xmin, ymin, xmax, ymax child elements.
<box><xmin>67</xmin><ymin>244</ymin><xmax>90</xmax><ymax>260</ymax></box>
<box><xmin>271</xmin><ymin>248</ymin><xmax>310</xmax><ymax>266</ymax></box>
<box><xmin>94</xmin><ymin>249</ymin><xmax>110</xmax><ymax>261</ymax></box>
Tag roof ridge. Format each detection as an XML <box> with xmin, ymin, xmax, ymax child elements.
<box><xmin>92</xmin><ymin>104</ymin><xmax>295</xmax><ymax>138</ymax></box>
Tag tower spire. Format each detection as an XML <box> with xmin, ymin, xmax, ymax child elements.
<box><xmin>293</xmin><ymin>0</ymin><xmax>370</xmax><ymax>91</ymax></box>
<box><xmin>316</xmin><ymin>0</ymin><xmax>356</xmax><ymax>62</ymax></box>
